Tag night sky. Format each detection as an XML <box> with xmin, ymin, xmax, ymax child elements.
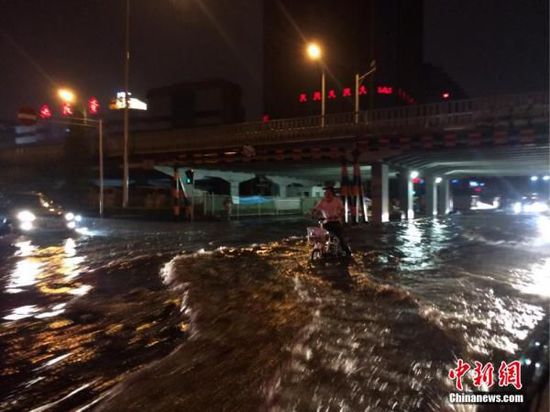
<box><xmin>0</xmin><ymin>0</ymin><xmax>547</xmax><ymax>122</ymax></box>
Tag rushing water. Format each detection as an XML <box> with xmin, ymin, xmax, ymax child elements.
<box><xmin>0</xmin><ymin>214</ymin><xmax>548</xmax><ymax>411</ymax></box>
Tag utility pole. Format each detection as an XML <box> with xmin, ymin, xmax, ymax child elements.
<box><xmin>122</xmin><ymin>0</ymin><xmax>130</xmax><ymax>208</ymax></box>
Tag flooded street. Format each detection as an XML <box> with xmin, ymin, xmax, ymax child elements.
<box><xmin>0</xmin><ymin>214</ymin><xmax>548</xmax><ymax>411</ymax></box>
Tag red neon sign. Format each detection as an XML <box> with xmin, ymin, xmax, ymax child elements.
<box><xmin>88</xmin><ymin>97</ymin><xmax>100</xmax><ymax>115</ymax></box>
<box><xmin>39</xmin><ymin>104</ymin><xmax>52</xmax><ymax>119</ymax></box>
<box><xmin>328</xmin><ymin>89</ymin><xmax>337</xmax><ymax>99</ymax></box>
<box><xmin>377</xmin><ymin>86</ymin><xmax>393</xmax><ymax>95</ymax></box>
<box><xmin>312</xmin><ymin>91</ymin><xmax>322</xmax><ymax>101</ymax></box>
<box><xmin>299</xmin><ymin>93</ymin><xmax>308</xmax><ymax>103</ymax></box>
<box><xmin>358</xmin><ymin>85</ymin><xmax>367</xmax><ymax>95</ymax></box>
<box><xmin>62</xmin><ymin>103</ymin><xmax>73</xmax><ymax>116</ymax></box>
<box><xmin>342</xmin><ymin>88</ymin><xmax>352</xmax><ymax>97</ymax></box>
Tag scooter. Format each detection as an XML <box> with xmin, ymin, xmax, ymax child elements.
<box><xmin>307</xmin><ymin>219</ymin><xmax>348</xmax><ymax>263</ymax></box>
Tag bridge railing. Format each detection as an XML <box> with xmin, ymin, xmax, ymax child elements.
<box><xmin>112</xmin><ymin>92</ymin><xmax>547</xmax><ymax>154</ymax></box>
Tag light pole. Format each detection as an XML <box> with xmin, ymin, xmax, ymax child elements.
<box><xmin>122</xmin><ymin>0</ymin><xmax>131</xmax><ymax>208</ymax></box>
<box><xmin>306</xmin><ymin>42</ymin><xmax>325</xmax><ymax>127</ymax></box>
<box><xmin>354</xmin><ymin>60</ymin><xmax>376</xmax><ymax>124</ymax></box>
<box><xmin>57</xmin><ymin>88</ymin><xmax>105</xmax><ymax>217</ymax></box>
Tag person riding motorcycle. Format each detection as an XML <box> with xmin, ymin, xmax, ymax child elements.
<box><xmin>312</xmin><ymin>186</ymin><xmax>352</xmax><ymax>256</ymax></box>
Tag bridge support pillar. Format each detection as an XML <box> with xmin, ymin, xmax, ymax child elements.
<box><xmin>229</xmin><ymin>181</ymin><xmax>241</xmax><ymax>197</ymax></box>
<box><xmin>371</xmin><ymin>162</ymin><xmax>389</xmax><ymax>223</ymax></box>
<box><xmin>425</xmin><ymin>177</ymin><xmax>438</xmax><ymax>217</ymax></box>
<box><xmin>438</xmin><ymin>178</ymin><xmax>451</xmax><ymax>215</ymax></box>
<box><xmin>399</xmin><ymin>169</ymin><xmax>414</xmax><ymax>220</ymax></box>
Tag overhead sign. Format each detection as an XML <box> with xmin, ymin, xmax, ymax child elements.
<box><xmin>109</xmin><ymin>92</ymin><xmax>147</xmax><ymax>111</ymax></box>
<box><xmin>17</xmin><ymin>107</ymin><xmax>37</xmax><ymax>125</ymax></box>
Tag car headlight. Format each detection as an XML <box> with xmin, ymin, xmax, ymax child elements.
<box><xmin>65</xmin><ymin>212</ymin><xmax>75</xmax><ymax>221</ymax></box>
<box><xmin>20</xmin><ymin>221</ymin><xmax>34</xmax><ymax>231</ymax></box>
<box><xmin>74</xmin><ymin>215</ymin><xmax>82</xmax><ymax>222</ymax></box>
<box><xmin>67</xmin><ymin>221</ymin><xmax>76</xmax><ymax>229</ymax></box>
<box><xmin>17</xmin><ymin>210</ymin><xmax>36</xmax><ymax>222</ymax></box>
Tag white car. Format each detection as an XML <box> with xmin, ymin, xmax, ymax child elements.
<box><xmin>0</xmin><ymin>192</ymin><xmax>82</xmax><ymax>234</ymax></box>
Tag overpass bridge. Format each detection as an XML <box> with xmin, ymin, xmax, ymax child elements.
<box><xmin>1</xmin><ymin>92</ymin><xmax>548</xmax><ymax>221</ymax></box>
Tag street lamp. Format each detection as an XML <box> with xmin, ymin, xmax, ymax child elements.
<box><xmin>55</xmin><ymin>89</ymin><xmax>105</xmax><ymax>217</ymax></box>
<box><xmin>58</xmin><ymin>88</ymin><xmax>75</xmax><ymax>104</ymax></box>
<box><xmin>354</xmin><ymin>60</ymin><xmax>376</xmax><ymax>124</ymax></box>
<box><xmin>306</xmin><ymin>42</ymin><xmax>325</xmax><ymax>127</ymax></box>
<box><xmin>122</xmin><ymin>0</ymin><xmax>131</xmax><ymax>208</ymax></box>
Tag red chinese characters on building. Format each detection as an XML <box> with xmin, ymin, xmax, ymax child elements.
<box><xmin>358</xmin><ymin>85</ymin><xmax>367</xmax><ymax>95</ymax></box>
<box><xmin>88</xmin><ymin>97</ymin><xmax>100</xmax><ymax>115</ymax></box>
<box><xmin>448</xmin><ymin>359</ymin><xmax>471</xmax><ymax>391</ymax></box>
<box><xmin>312</xmin><ymin>91</ymin><xmax>322</xmax><ymax>101</ymax></box>
<box><xmin>62</xmin><ymin>103</ymin><xmax>73</xmax><ymax>116</ymax></box>
<box><xmin>473</xmin><ymin>361</ymin><xmax>495</xmax><ymax>388</ymax></box>
<box><xmin>342</xmin><ymin>88</ymin><xmax>352</xmax><ymax>97</ymax></box>
<box><xmin>327</xmin><ymin>89</ymin><xmax>337</xmax><ymax>99</ymax></box>
<box><xmin>39</xmin><ymin>104</ymin><xmax>52</xmax><ymax>119</ymax></box>
<box><xmin>299</xmin><ymin>93</ymin><xmax>308</xmax><ymax>103</ymax></box>
<box><xmin>377</xmin><ymin>86</ymin><xmax>393</xmax><ymax>95</ymax></box>
<box><xmin>498</xmin><ymin>361</ymin><xmax>522</xmax><ymax>390</ymax></box>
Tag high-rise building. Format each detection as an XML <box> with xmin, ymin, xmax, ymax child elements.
<box><xmin>263</xmin><ymin>0</ymin><xmax>424</xmax><ymax>118</ymax></box>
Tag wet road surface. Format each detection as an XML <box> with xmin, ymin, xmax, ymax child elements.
<box><xmin>0</xmin><ymin>214</ymin><xmax>548</xmax><ymax>411</ymax></box>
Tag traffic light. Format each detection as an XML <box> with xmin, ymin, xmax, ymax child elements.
<box><xmin>185</xmin><ymin>169</ymin><xmax>194</xmax><ymax>184</ymax></box>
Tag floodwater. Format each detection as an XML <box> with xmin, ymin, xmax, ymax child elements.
<box><xmin>0</xmin><ymin>214</ymin><xmax>548</xmax><ymax>411</ymax></box>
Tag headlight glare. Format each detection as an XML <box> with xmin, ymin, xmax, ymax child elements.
<box><xmin>20</xmin><ymin>222</ymin><xmax>33</xmax><ymax>231</ymax></box>
<box><xmin>17</xmin><ymin>210</ymin><xmax>36</xmax><ymax>222</ymax></box>
<box><xmin>65</xmin><ymin>212</ymin><xmax>75</xmax><ymax>221</ymax></box>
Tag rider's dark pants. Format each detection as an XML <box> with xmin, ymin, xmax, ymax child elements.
<box><xmin>324</xmin><ymin>221</ymin><xmax>351</xmax><ymax>255</ymax></box>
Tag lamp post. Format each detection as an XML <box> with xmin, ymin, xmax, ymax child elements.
<box><xmin>122</xmin><ymin>0</ymin><xmax>131</xmax><ymax>208</ymax></box>
<box><xmin>57</xmin><ymin>88</ymin><xmax>105</xmax><ymax>217</ymax></box>
<box><xmin>354</xmin><ymin>60</ymin><xmax>376</xmax><ymax>124</ymax></box>
<box><xmin>306</xmin><ymin>42</ymin><xmax>325</xmax><ymax>127</ymax></box>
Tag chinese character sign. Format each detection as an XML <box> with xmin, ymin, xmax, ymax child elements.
<box><xmin>448</xmin><ymin>360</ymin><xmax>522</xmax><ymax>391</ymax></box>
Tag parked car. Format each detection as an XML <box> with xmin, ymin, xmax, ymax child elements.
<box><xmin>0</xmin><ymin>192</ymin><xmax>82</xmax><ymax>235</ymax></box>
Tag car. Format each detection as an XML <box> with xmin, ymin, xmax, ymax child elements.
<box><xmin>0</xmin><ymin>192</ymin><xmax>82</xmax><ymax>235</ymax></box>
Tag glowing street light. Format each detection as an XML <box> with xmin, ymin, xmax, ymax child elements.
<box><xmin>435</xmin><ymin>177</ymin><xmax>443</xmax><ymax>184</ymax></box>
<box><xmin>58</xmin><ymin>88</ymin><xmax>75</xmax><ymax>104</ymax></box>
<box><xmin>530</xmin><ymin>176</ymin><xmax>539</xmax><ymax>182</ymax></box>
<box><xmin>410</xmin><ymin>171</ymin><xmax>419</xmax><ymax>179</ymax></box>
<box><xmin>306</xmin><ymin>42</ymin><xmax>325</xmax><ymax>127</ymax></box>
<box><xmin>306</xmin><ymin>43</ymin><xmax>322</xmax><ymax>60</ymax></box>
<box><xmin>543</xmin><ymin>175</ymin><xmax>550</xmax><ymax>181</ymax></box>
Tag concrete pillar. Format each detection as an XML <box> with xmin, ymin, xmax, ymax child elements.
<box><xmin>438</xmin><ymin>178</ymin><xmax>451</xmax><ymax>215</ymax></box>
<box><xmin>229</xmin><ymin>181</ymin><xmax>240</xmax><ymax>197</ymax></box>
<box><xmin>425</xmin><ymin>176</ymin><xmax>438</xmax><ymax>217</ymax></box>
<box><xmin>278</xmin><ymin>183</ymin><xmax>287</xmax><ymax>198</ymax></box>
<box><xmin>371</xmin><ymin>162</ymin><xmax>389</xmax><ymax>223</ymax></box>
<box><xmin>399</xmin><ymin>169</ymin><xmax>414</xmax><ymax>219</ymax></box>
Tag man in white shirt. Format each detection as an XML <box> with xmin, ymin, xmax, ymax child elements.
<box><xmin>312</xmin><ymin>186</ymin><xmax>351</xmax><ymax>256</ymax></box>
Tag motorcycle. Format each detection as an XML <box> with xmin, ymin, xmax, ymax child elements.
<box><xmin>307</xmin><ymin>219</ymin><xmax>349</xmax><ymax>263</ymax></box>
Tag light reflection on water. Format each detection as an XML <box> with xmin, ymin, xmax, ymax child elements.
<box><xmin>0</xmin><ymin>215</ymin><xmax>548</xmax><ymax>411</ymax></box>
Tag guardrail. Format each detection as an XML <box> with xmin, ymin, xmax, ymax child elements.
<box><xmin>104</xmin><ymin>92</ymin><xmax>548</xmax><ymax>155</ymax></box>
<box><xmin>2</xmin><ymin>92</ymin><xmax>547</xmax><ymax>163</ymax></box>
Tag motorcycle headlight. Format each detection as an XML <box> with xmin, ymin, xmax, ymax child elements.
<box><xmin>65</xmin><ymin>212</ymin><xmax>75</xmax><ymax>221</ymax></box>
<box><xmin>17</xmin><ymin>210</ymin><xmax>36</xmax><ymax>222</ymax></box>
